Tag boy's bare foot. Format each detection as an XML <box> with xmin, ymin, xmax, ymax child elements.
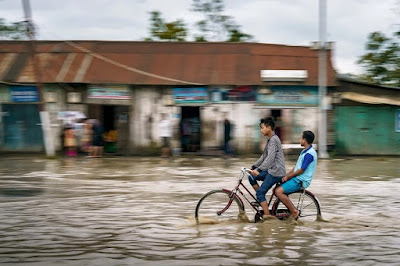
<box><xmin>289</xmin><ymin>216</ymin><xmax>299</xmax><ymax>225</ymax></box>
<box><xmin>262</xmin><ymin>215</ymin><xmax>278</xmax><ymax>221</ymax></box>
<box><xmin>291</xmin><ymin>209</ymin><xmax>300</xmax><ymax>220</ymax></box>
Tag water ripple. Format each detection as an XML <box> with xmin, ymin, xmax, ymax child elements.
<box><xmin>0</xmin><ymin>156</ymin><xmax>399</xmax><ymax>265</ymax></box>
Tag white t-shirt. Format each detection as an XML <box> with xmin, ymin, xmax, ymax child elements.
<box><xmin>159</xmin><ymin>119</ymin><xmax>172</xmax><ymax>137</ymax></box>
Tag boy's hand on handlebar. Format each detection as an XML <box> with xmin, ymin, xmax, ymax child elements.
<box><xmin>252</xmin><ymin>169</ymin><xmax>260</xmax><ymax>176</ymax></box>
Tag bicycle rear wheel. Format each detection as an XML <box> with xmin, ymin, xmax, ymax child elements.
<box><xmin>272</xmin><ymin>190</ymin><xmax>321</xmax><ymax>222</ymax></box>
<box><xmin>195</xmin><ymin>189</ymin><xmax>245</xmax><ymax>224</ymax></box>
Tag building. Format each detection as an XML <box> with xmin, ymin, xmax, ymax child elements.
<box><xmin>0</xmin><ymin>41</ymin><xmax>336</xmax><ymax>155</ymax></box>
<box><xmin>333</xmin><ymin>75</ymin><xmax>400</xmax><ymax>155</ymax></box>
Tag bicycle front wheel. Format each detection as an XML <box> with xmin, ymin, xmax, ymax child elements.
<box><xmin>195</xmin><ymin>189</ymin><xmax>245</xmax><ymax>224</ymax></box>
<box><xmin>272</xmin><ymin>190</ymin><xmax>321</xmax><ymax>222</ymax></box>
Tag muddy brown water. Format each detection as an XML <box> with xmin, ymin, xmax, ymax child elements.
<box><xmin>0</xmin><ymin>156</ymin><xmax>399</xmax><ymax>265</ymax></box>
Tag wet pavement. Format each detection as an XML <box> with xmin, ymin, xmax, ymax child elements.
<box><xmin>0</xmin><ymin>155</ymin><xmax>399</xmax><ymax>265</ymax></box>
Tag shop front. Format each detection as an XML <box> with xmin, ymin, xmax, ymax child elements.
<box><xmin>173</xmin><ymin>88</ymin><xmax>208</xmax><ymax>152</ymax></box>
<box><xmin>86</xmin><ymin>85</ymin><xmax>131</xmax><ymax>155</ymax></box>
<box><xmin>257</xmin><ymin>85</ymin><xmax>320</xmax><ymax>145</ymax></box>
<box><xmin>334</xmin><ymin>76</ymin><xmax>400</xmax><ymax>155</ymax></box>
<box><xmin>206</xmin><ymin>85</ymin><xmax>258</xmax><ymax>153</ymax></box>
<box><xmin>1</xmin><ymin>86</ymin><xmax>43</xmax><ymax>151</ymax></box>
<box><xmin>0</xmin><ymin>40</ymin><xmax>338</xmax><ymax>155</ymax></box>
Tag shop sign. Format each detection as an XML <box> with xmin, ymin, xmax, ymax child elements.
<box><xmin>211</xmin><ymin>86</ymin><xmax>256</xmax><ymax>102</ymax></box>
<box><xmin>173</xmin><ymin>88</ymin><xmax>208</xmax><ymax>104</ymax></box>
<box><xmin>88</xmin><ymin>86</ymin><xmax>131</xmax><ymax>100</ymax></box>
<box><xmin>257</xmin><ymin>86</ymin><xmax>318</xmax><ymax>106</ymax></box>
<box><xmin>10</xmin><ymin>86</ymin><xmax>39</xmax><ymax>102</ymax></box>
<box><xmin>396</xmin><ymin>109</ymin><xmax>400</xmax><ymax>132</ymax></box>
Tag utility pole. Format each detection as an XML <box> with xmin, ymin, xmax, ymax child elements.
<box><xmin>22</xmin><ymin>0</ymin><xmax>55</xmax><ymax>157</ymax></box>
<box><xmin>22</xmin><ymin>0</ymin><xmax>43</xmax><ymax>107</ymax></box>
<box><xmin>318</xmin><ymin>0</ymin><xmax>329</xmax><ymax>159</ymax></box>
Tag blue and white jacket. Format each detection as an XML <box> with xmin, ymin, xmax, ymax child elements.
<box><xmin>294</xmin><ymin>145</ymin><xmax>317</xmax><ymax>188</ymax></box>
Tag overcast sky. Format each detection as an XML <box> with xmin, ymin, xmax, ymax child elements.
<box><xmin>0</xmin><ymin>0</ymin><xmax>398</xmax><ymax>75</ymax></box>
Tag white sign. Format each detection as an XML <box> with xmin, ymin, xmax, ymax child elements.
<box><xmin>260</xmin><ymin>70</ymin><xmax>308</xmax><ymax>82</ymax></box>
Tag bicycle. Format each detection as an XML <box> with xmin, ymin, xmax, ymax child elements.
<box><xmin>195</xmin><ymin>167</ymin><xmax>322</xmax><ymax>224</ymax></box>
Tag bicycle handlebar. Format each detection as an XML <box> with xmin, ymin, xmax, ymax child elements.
<box><xmin>241</xmin><ymin>167</ymin><xmax>253</xmax><ymax>176</ymax></box>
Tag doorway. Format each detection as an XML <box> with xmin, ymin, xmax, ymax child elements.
<box><xmin>88</xmin><ymin>104</ymin><xmax>130</xmax><ymax>154</ymax></box>
<box><xmin>103</xmin><ymin>105</ymin><xmax>116</xmax><ymax>132</ymax></box>
<box><xmin>180</xmin><ymin>107</ymin><xmax>201</xmax><ymax>152</ymax></box>
<box><xmin>271</xmin><ymin>109</ymin><xmax>283</xmax><ymax>141</ymax></box>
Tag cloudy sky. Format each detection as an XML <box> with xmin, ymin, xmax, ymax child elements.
<box><xmin>0</xmin><ymin>0</ymin><xmax>398</xmax><ymax>75</ymax></box>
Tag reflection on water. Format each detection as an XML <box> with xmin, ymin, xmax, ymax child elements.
<box><xmin>0</xmin><ymin>156</ymin><xmax>399</xmax><ymax>265</ymax></box>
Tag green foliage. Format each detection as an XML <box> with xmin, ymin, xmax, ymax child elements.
<box><xmin>191</xmin><ymin>0</ymin><xmax>253</xmax><ymax>42</ymax></box>
<box><xmin>145</xmin><ymin>1</ymin><xmax>253</xmax><ymax>42</ymax></box>
<box><xmin>227</xmin><ymin>28</ymin><xmax>253</xmax><ymax>42</ymax></box>
<box><xmin>358</xmin><ymin>31</ymin><xmax>400</xmax><ymax>87</ymax></box>
<box><xmin>147</xmin><ymin>11</ymin><xmax>187</xmax><ymax>41</ymax></box>
<box><xmin>0</xmin><ymin>18</ymin><xmax>28</xmax><ymax>40</ymax></box>
<box><xmin>194</xmin><ymin>35</ymin><xmax>207</xmax><ymax>42</ymax></box>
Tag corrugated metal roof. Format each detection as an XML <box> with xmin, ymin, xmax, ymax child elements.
<box><xmin>0</xmin><ymin>53</ymin><xmax>17</xmax><ymax>79</ymax></box>
<box><xmin>2</xmin><ymin>53</ymin><xmax>30</xmax><ymax>81</ymax></box>
<box><xmin>337</xmin><ymin>74</ymin><xmax>400</xmax><ymax>90</ymax></box>
<box><xmin>0</xmin><ymin>41</ymin><xmax>337</xmax><ymax>86</ymax></box>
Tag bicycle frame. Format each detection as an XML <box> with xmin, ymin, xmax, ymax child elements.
<box><xmin>220</xmin><ymin>168</ymin><xmax>280</xmax><ymax>218</ymax></box>
<box><xmin>220</xmin><ymin>168</ymin><xmax>309</xmax><ymax>220</ymax></box>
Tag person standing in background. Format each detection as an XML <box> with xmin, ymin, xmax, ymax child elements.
<box><xmin>274</xmin><ymin>116</ymin><xmax>283</xmax><ymax>142</ymax></box>
<box><xmin>181</xmin><ymin>118</ymin><xmax>191</xmax><ymax>152</ymax></box>
<box><xmin>159</xmin><ymin>113</ymin><xmax>172</xmax><ymax>157</ymax></box>
<box><xmin>81</xmin><ymin>119</ymin><xmax>92</xmax><ymax>155</ymax></box>
<box><xmin>64</xmin><ymin>125</ymin><xmax>77</xmax><ymax>157</ymax></box>
<box><xmin>89</xmin><ymin>119</ymin><xmax>104</xmax><ymax>158</ymax></box>
<box><xmin>223</xmin><ymin>112</ymin><xmax>232</xmax><ymax>157</ymax></box>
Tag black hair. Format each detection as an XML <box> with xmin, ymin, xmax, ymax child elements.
<box><xmin>302</xmin><ymin>130</ymin><xmax>315</xmax><ymax>144</ymax></box>
<box><xmin>260</xmin><ymin>117</ymin><xmax>275</xmax><ymax>130</ymax></box>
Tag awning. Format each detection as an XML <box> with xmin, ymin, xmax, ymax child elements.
<box><xmin>341</xmin><ymin>92</ymin><xmax>400</xmax><ymax>106</ymax></box>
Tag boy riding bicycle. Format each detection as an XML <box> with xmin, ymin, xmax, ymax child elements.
<box><xmin>275</xmin><ymin>130</ymin><xmax>318</xmax><ymax>219</ymax></box>
<box><xmin>249</xmin><ymin>117</ymin><xmax>286</xmax><ymax>219</ymax></box>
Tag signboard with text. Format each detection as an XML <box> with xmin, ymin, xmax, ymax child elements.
<box><xmin>396</xmin><ymin>109</ymin><xmax>400</xmax><ymax>132</ymax></box>
<box><xmin>257</xmin><ymin>86</ymin><xmax>318</xmax><ymax>106</ymax></box>
<box><xmin>210</xmin><ymin>86</ymin><xmax>256</xmax><ymax>102</ymax></box>
<box><xmin>173</xmin><ymin>88</ymin><xmax>208</xmax><ymax>104</ymax></box>
<box><xmin>88</xmin><ymin>86</ymin><xmax>131</xmax><ymax>100</ymax></box>
<box><xmin>10</xmin><ymin>86</ymin><xmax>39</xmax><ymax>102</ymax></box>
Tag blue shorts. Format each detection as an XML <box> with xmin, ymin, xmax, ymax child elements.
<box><xmin>249</xmin><ymin>170</ymin><xmax>283</xmax><ymax>203</ymax></box>
<box><xmin>281</xmin><ymin>177</ymin><xmax>302</xmax><ymax>194</ymax></box>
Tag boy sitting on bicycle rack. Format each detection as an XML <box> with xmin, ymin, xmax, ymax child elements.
<box><xmin>249</xmin><ymin>117</ymin><xmax>286</xmax><ymax>220</ymax></box>
<box><xmin>275</xmin><ymin>130</ymin><xmax>318</xmax><ymax>220</ymax></box>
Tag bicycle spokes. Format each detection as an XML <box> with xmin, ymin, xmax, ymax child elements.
<box><xmin>195</xmin><ymin>189</ymin><xmax>245</xmax><ymax>224</ymax></box>
<box><xmin>272</xmin><ymin>190</ymin><xmax>321</xmax><ymax>222</ymax></box>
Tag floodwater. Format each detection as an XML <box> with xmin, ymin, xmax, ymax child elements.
<box><xmin>0</xmin><ymin>155</ymin><xmax>399</xmax><ymax>265</ymax></box>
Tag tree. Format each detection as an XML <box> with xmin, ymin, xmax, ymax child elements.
<box><xmin>146</xmin><ymin>11</ymin><xmax>187</xmax><ymax>42</ymax></box>
<box><xmin>191</xmin><ymin>0</ymin><xmax>253</xmax><ymax>42</ymax></box>
<box><xmin>0</xmin><ymin>18</ymin><xmax>28</xmax><ymax>40</ymax></box>
<box><xmin>227</xmin><ymin>27</ymin><xmax>253</xmax><ymax>42</ymax></box>
<box><xmin>358</xmin><ymin>31</ymin><xmax>400</xmax><ymax>87</ymax></box>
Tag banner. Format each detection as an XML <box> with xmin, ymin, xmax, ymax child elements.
<box><xmin>173</xmin><ymin>88</ymin><xmax>208</xmax><ymax>104</ymax></box>
<box><xmin>10</xmin><ymin>86</ymin><xmax>39</xmax><ymax>102</ymax></box>
<box><xmin>211</xmin><ymin>86</ymin><xmax>256</xmax><ymax>102</ymax></box>
<box><xmin>257</xmin><ymin>86</ymin><xmax>318</xmax><ymax>106</ymax></box>
<box><xmin>88</xmin><ymin>86</ymin><xmax>131</xmax><ymax>99</ymax></box>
